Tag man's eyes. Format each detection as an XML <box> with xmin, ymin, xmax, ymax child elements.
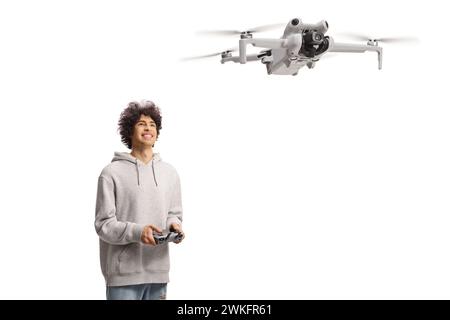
<box><xmin>138</xmin><ymin>123</ymin><xmax>156</xmax><ymax>127</ymax></box>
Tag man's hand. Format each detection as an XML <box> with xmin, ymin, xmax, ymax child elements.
<box><xmin>141</xmin><ymin>224</ymin><xmax>162</xmax><ymax>246</ymax></box>
<box><xmin>170</xmin><ymin>223</ymin><xmax>185</xmax><ymax>244</ymax></box>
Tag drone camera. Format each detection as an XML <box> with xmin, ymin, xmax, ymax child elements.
<box><xmin>304</xmin><ymin>31</ymin><xmax>324</xmax><ymax>45</ymax></box>
<box><xmin>300</xmin><ymin>30</ymin><xmax>329</xmax><ymax>58</ymax></box>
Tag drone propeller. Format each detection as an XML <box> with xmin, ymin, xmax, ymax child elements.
<box><xmin>180</xmin><ymin>47</ymin><xmax>238</xmax><ymax>61</ymax></box>
<box><xmin>197</xmin><ymin>23</ymin><xmax>285</xmax><ymax>37</ymax></box>
<box><xmin>336</xmin><ymin>32</ymin><xmax>419</xmax><ymax>44</ymax></box>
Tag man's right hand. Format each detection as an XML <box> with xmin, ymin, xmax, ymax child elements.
<box><xmin>141</xmin><ymin>224</ymin><xmax>162</xmax><ymax>246</ymax></box>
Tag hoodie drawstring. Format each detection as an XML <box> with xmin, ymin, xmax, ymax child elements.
<box><xmin>135</xmin><ymin>159</ymin><xmax>158</xmax><ymax>187</ymax></box>
<box><xmin>152</xmin><ymin>160</ymin><xmax>158</xmax><ymax>187</ymax></box>
<box><xmin>135</xmin><ymin>161</ymin><xmax>140</xmax><ymax>186</ymax></box>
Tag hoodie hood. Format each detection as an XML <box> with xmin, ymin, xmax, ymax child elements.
<box><xmin>111</xmin><ymin>152</ymin><xmax>161</xmax><ymax>186</ymax></box>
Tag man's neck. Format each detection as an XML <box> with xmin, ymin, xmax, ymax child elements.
<box><xmin>130</xmin><ymin>147</ymin><xmax>153</xmax><ymax>165</ymax></box>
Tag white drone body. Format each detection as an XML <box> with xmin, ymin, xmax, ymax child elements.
<box><xmin>220</xmin><ymin>18</ymin><xmax>383</xmax><ymax>76</ymax></box>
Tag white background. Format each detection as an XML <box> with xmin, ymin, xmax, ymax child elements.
<box><xmin>0</xmin><ymin>0</ymin><xmax>449</xmax><ymax>299</ymax></box>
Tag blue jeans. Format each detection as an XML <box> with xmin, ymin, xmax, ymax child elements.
<box><xmin>106</xmin><ymin>283</ymin><xmax>167</xmax><ymax>300</ymax></box>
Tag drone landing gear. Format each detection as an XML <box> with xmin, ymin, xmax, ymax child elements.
<box><xmin>328</xmin><ymin>40</ymin><xmax>383</xmax><ymax>70</ymax></box>
<box><xmin>367</xmin><ymin>40</ymin><xmax>383</xmax><ymax>70</ymax></box>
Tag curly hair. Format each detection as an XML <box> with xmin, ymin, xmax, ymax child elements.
<box><xmin>118</xmin><ymin>100</ymin><xmax>162</xmax><ymax>149</ymax></box>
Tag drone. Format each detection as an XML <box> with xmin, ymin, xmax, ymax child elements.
<box><xmin>184</xmin><ymin>18</ymin><xmax>416</xmax><ymax>76</ymax></box>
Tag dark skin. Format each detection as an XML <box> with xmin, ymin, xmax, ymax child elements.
<box><xmin>130</xmin><ymin>114</ymin><xmax>185</xmax><ymax>246</ymax></box>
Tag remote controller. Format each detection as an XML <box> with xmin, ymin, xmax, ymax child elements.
<box><xmin>153</xmin><ymin>231</ymin><xmax>183</xmax><ymax>245</ymax></box>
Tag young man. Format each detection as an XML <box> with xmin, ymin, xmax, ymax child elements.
<box><xmin>95</xmin><ymin>100</ymin><xmax>184</xmax><ymax>300</ymax></box>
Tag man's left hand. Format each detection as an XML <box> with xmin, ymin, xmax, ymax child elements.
<box><xmin>170</xmin><ymin>223</ymin><xmax>185</xmax><ymax>244</ymax></box>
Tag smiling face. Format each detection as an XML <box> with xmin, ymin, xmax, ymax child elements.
<box><xmin>131</xmin><ymin>114</ymin><xmax>158</xmax><ymax>148</ymax></box>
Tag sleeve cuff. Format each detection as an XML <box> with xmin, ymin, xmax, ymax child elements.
<box><xmin>131</xmin><ymin>223</ymin><xmax>146</xmax><ymax>243</ymax></box>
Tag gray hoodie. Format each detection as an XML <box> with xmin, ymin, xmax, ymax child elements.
<box><xmin>95</xmin><ymin>152</ymin><xmax>182</xmax><ymax>286</ymax></box>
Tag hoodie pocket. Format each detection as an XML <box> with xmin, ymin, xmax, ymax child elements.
<box><xmin>118</xmin><ymin>243</ymin><xmax>143</xmax><ymax>275</ymax></box>
<box><xmin>142</xmin><ymin>244</ymin><xmax>170</xmax><ymax>272</ymax></box>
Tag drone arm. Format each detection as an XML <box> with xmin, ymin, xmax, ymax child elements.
<box><xmin>221</xmin><ymin>53</ymin><xmax>261</xmax><ymax>64</ymax></box>
<box><xmin>328</xmin><ymin>42</ymin><xmax>383</xmax><ymax>69</ymax></box>
<box><xmin>244</xmin><ymin>53</ymin><xmax>261</xmax><ymax>62</ymax></box>
<box><xmin>328</xmin><ymin>42</ymin><xmax>368</xmax><ymax>53</ymax></box>
<box><xmin>239</xmin><ymin>38</ymin><xmax>286</xmax><ymax>64</ymax></box>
